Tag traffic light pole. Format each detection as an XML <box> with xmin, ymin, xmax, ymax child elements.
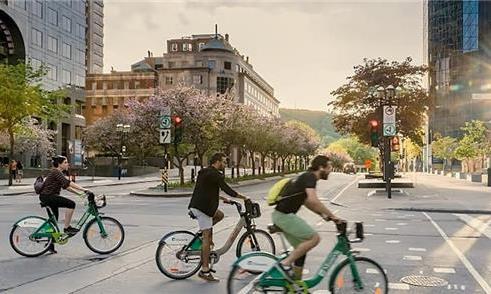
<box><xmin>162</xmin><ymin>144</ymin><xmax>169</xmax><ymax>192</ymax></box>
<box><xmin>384</xmin><ymin>136</ymin><xmax>392</xmax><ymax>199</ymax></box>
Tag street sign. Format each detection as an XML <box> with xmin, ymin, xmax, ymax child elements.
<box><xmin>383</xmin><ymin>123</ymin><xmax>396</xmax><ymax>136</ymax></box>
<box><xmin>159</xmin><ymin>129</ymin><xmax>171</xmax><ymax>144</ymax></box>
<box><xmin>159</xmin><ymin>115</ymin><xmax>171</xmax><ymax>129</ymax></box>
<box><xmin>383</xmin><ymin>106</ymin><xmax>396</xmax><ymax>124</ymax></box>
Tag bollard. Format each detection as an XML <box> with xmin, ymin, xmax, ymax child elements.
<box><xmin>488</xmin><ymin>168</ymin><xmax>491</xmax><ymax>187</ymax></box>
<box><xmin>231</xmin><ymin>167</ymin><xmax>235</xmax><ymax>179</ymax></box>
<box><xmin>191</xmin><ymin>168</ymin><xmax>195</xmax><ymax>183</ymax></box>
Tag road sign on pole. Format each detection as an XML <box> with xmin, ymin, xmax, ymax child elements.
<box><xmin>383</xmin><ymin>106</ymin><xmax>396</xmax><ymax>124</ymax></box>
<box><xmin>383</xmin><ymin>123</ymin><xmax>396</xmax><ymax>136</ymax></box>
<box><xmin>159</xmin><ymin>129</ymin><xmax>171</xmax><ymax>144</ymax></box>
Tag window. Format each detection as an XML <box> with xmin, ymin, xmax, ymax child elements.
<box><xmin>30</xmin><ymin>58</ymin><xmax>42</xmax><ymax>70</ymax></box>
<box><xmin>217</xmin><ymin>77</ymin><xmax>234</xmax><ymax>94</ymax></box>
<box><xmin>224</xmin><ymin>61</ymin><xmax>232</xmax><ymax>70</ymax></box>
<box><xmin>196</xmin><ymin>61</ymin><xmax>203</xmax><ymax>67</ymax></box>
<box><xmin>193</xmin><ymin>75</ymin><xmax>203</xmax><ymax>84</ymax></box>
<box><xmin>183</xmin><ymin>43</ymin><xmax>192</xmax><ymax>51</ymax></box>
<box><xmin>48</xmin><ymin>8</ymin><xmax>58</xmax><ymax>25</ymax></box>
<box><xmin>75</xmin><ymin>75</ymin><xmax>85</xmax><ymax>87</ymax></box>
<box><xmin>62</xmin><ymin>43</ymin><xmax>71</xmax><ymax>59</ymax></box>
<box><xmin>76</xmin><ymin>49</ymin><xmax>85</xmax><ymax>64</ymax></box>
<box><xmin>47</xmin><ymin>64</ymin><xmax>57</xmax><ymax>80</ymax></box>
<box><xmin>62</xmin><ymin>15</ymin><xmax>72</xmax><ymax>33</ymax></box>
<box><xmin>47</xmin><ymin>35</ymin><xmax>58</xmax><ymax>53</ymax></box>
<box><xmin>168</xmin><ymin>61</ymin><xmax>175</xmax><ymax>68</ymax></box>
<box><xmin>62</xmin><ymin>69</ymin><xmax>71</xmax><ymax>84</ymax></box>
<box><xmin>32</xmin><ymin>1</ymin><xmax>43</xmax><ymax>18</ymax></box>
<box><xmin>75</xmin><ymin>126</ymin><xmax>82</xmax><ymax>140</ymax></box>
<box><xmin>31</xmin><ymin>29</ymin><xmax>43</xmax><ymax>47</ymax></box>
<box><xmin>208</xmin><ymin>60</ymin><xmax>216</xmax><ymax>69</ymax></box>
<box><xmin>171</xmin><ymin>43</ymin><xmax>178</xmax><ymax>51</ymax></box>
<box><xmin>76</xmin><ymin>23</ymin><xmax>85</xmax><ymax>39</ymax></box>
<box><xmin>236</xmin><ymin>64</ymin><xmax>240</xmax><ymax>72</ymax></box>
<box><xmin>135</xmin><ymin>81</ymin><xmax>140</xmax><ymax>89</ymax></box>
<box><xmin>165</xmin><ymin>76</ymin><xmax>173</xmax><ymax>85</ymax></box>
<box><xmin>198</xmin><ymin>42</ymin><xmax>205</xmax><ymax>50</ymax></box>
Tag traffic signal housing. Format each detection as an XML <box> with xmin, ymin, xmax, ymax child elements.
<box><xmin>173</xmin><ymin>115</ymin><xmax>183</xmax><ymax>144</ymax></box>
<box><xmin>369</xmin><ymin>120</ymin><xmax>379</xmax><ymax>147</ymax></box>
<box><xmin>391</xmin><ymin>136</ymin><xmax>400</xmax><ymax>152</ymax></box>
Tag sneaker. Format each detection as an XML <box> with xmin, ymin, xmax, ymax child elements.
<box><xmin>198</xmin><ymin>270</ymin><xmax>220</xmax><ymax>282</ymax></box>
<box><xmin>64</xmin><ymin>226</ymin><xmax>79</xmax><ymax>235</ymax></box>
<box><xmin>46</xmin><ymin>244</ymin><xmax>57</xmax><ymax>254</ymax></box>
<box><xmin>276</xmin><ymin>262</ymin><xmax>295</xmax><ymax>282</ymax></box>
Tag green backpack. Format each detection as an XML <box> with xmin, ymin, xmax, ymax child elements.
<box><xmin>267</xmin><ymin>178</ymin><xmax>291</xmax><ymax>206</ymax></box>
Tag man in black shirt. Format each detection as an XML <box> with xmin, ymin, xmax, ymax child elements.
<box><xmin>188</xmin><ymin>152</ymin><xmax>248</xmax><ymax>282</ymax></box>
<box><xmin>273</xmin><ymin>155</ymin><xmax>343</xmax><ymax>280</ymax></box>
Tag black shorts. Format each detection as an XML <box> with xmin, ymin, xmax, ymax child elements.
<box><xmin>39</xmin><ymin>194</ymin><xmax>76</xmax><ymax>220</ymax></box>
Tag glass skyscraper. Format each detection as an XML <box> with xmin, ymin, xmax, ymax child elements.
<box><xmin>425</xmin><ymin>0</ymin><xmax>491</xmax><ymax>138</ymax></box>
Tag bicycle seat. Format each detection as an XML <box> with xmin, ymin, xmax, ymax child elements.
<box><xmin>267</xmin><ymin>224</ymin><xmax>283</xmax><ymax>234</ymax></box>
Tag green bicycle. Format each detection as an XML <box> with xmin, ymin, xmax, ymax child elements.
<box><xmin>9</xmin><ymin>192</ymin><xmax>125</xmax><ymax>257</ymax></box>
<box><xmin>227</xmin><ymin>221</ymin><xmax>388</xmax><ymax>293</ymax></box>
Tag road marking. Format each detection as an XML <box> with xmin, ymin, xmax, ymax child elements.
<box><xmin>397</xmin><ymin>222</ymin><xmax>408</xmax><ymax>226</ymax></box>
<box><xmin>375</xmin><ymin>219</ymin><xmax>386</xmax><ymax>222</ymax></box>
<box><xmin>385</xmin><ymin>227</ymin><xmax>398</xmax><ymax>231</ymax></box>
<box><xmin>330</xmin><ymin>176</ymin><xmax>360</xmax><ymax>203</ymax></box>
<box><xmin>434</xmin><ymin>267</ymin><xmax>456</xmax><ymax>274</ymax></box>
<box><xmin>365</xmin><ymin>224</ymin><xmax>376</xmax><ymax>227</ymax></box>
<box><xmin>385</xmin><ymin>240</ymin><xmax>400</xmax><ymax>244</ymax></box>
<box><xmin>389</xmin><ymin>283</ymin><xmax>410</xmax><ymax>290</ymax></box>
<box><xmin>365</xmin><ymin>233</ymin><xmax>374</xmax><ymax>236</ymax></box>
<box><xmin>353</xmin><ymin>247</ymin><xmax>371</xmax><ymax>252</ymax></box>
<box><xmin>424</xmin><ymin>212</ymin><xmax>491</xmax><ymax>294</ymax></box>
<box><xmin>454</xmin><ymin>214</ymin><xmax>491</xmax><ymax>239</ymax></box>
<box><xmin>403</xmin><ymin>255</ymin><xmax>422</xmax><ymax>261</ymax></box>
<box><xmin>312</xmin><ymin>291</ymin><xmax>330</xmax><ymax>294</ymax></box>
<box><xmin>409</xmin><ymin>247</ymin><xmax>427</xmax><ymax>252</ymax></box>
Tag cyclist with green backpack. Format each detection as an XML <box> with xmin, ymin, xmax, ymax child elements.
<box><xmin>269</xmin><ymin>155</ymin><xmax>343</xmax><ymax>281</ymax></box>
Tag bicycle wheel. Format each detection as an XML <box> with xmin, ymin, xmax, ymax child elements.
<box><xmin>236</xmin><ymin>229</ymin><xmax>276</xmax><ymax>257</ymax></box>
<box><xmin>329</xmin><ymin>256</ymin><xmax>388</xmax><ymax>294</ymax></box>
<box><xmin>227</xmin><ymin>252</ymin><xmax>281</xmax><ymax>294</ymax></box>
<box><xmin>156</xmin><ymin>230</ymin><xmax>202</xmax><ymax>280</ymax></box>
<box><xmin>83</xmin><ymin>216</ymin><xmax>125</xmax><ymax>254</ymax></box>
<box><xmin>10</xmin><ymin>216</ymin><xmax>54</xmax><ymax>257</ymax></box>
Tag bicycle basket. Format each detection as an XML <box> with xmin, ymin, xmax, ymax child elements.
<box><xmin>245</xmin><ymin>201</ymin><xmax>261</xmax><ymax>218</ymax></box>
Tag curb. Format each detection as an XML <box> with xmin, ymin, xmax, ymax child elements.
<box><xmin>130</xmin><ymin>191</ymin><xmax>192</xmax><ymax>198</ymax></box>
<box><xmin>388</xmin><ymin>207</ymin><xmax>491</xmax><ymax>215</ymax></box>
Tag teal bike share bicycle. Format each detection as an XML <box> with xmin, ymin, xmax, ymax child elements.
<box><xmin>227</xmin><ymin>220</ymin><xmax>388</xmax><ymax>293</ymax></box>
<box><xmin>10</xmin><ymin>192</ymin><xmax>125</xmax><ymax>257</ymax></box>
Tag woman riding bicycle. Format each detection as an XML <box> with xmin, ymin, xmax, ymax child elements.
<box><xmin>39</xmin><ymin>155</ymin><xmax>90</xmax><ymax>254</ymax></box>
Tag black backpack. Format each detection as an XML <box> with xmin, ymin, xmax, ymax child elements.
<box><xmin>34</xmin><ymin>176</ymin><xmax>44</xmax><ymax>194</ymax></box>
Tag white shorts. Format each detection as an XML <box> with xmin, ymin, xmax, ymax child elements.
<box><xmin>189</xmin><ymin>208</ymin><xmax>213</xmax><ymax>231</ymax></box>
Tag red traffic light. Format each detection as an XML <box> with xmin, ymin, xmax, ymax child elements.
<box><xmin>174</xmin><ymin>116</ymin><xmax>182</xmax><ymax>124</ymax></box>
<box><xmin>369</xmin><ymin>120</ymin><xmax>378</xmax><ymax>127</ymax></box>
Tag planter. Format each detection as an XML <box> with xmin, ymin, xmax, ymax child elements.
<box><xmin>467</xmin><ymin>173</ymin><xmax>482</xmax><ymax>183</ymax></box>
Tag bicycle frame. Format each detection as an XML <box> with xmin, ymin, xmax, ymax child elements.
<box><xmin>258</xmin><ymin>233</ymin><xmax>363</xmax><ymax>290</ymax></box>
<box><xmin>29</xmin><ymin>201</ymin><xmax>108</xmax><ymax>243</ymax></box>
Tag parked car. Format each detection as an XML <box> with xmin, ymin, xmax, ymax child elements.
<box><xmin>343</xmin><ymin>162</ymin><xmax>356</xmax><ymax>174</ymax></box>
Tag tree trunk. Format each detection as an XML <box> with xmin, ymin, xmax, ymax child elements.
<box><xmin>281</xmin><ymin>157</ymin><xmax>286</xmax><ymax>173</ymax></box>
<box><xmin>236</xmin><ymin>149</ymin><xmax>242</xmax><ymax>178</ymax></box>
<box><xmin>250</xmin><ymin>151</ymin><xmax>256</xmax><ymax>176</ymax></box>
<box><xmin>8</xmin><ymin>129</ymin><xmax>14</xmax><ymax>186</ymax></box>
<box><xmin>442</xmin><ymin>159</ymin><xmax>446</xmax><ymax>174</ymax></box>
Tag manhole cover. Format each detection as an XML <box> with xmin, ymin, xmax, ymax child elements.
<box><xmin>401</xmin><ymin>275</ymin><xmax>448</xmax><ymax>287</ymax></box>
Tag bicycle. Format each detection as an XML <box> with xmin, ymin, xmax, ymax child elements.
<box><xmin>227</xmin><ymin>221</ymin><xmax>388</xmax><ymax>293</ymax></box>
<box><xmin>155</xmin><ymin>199</ymin><xmax>276</xmax><ymax>280</ymax></box>
<box><xmin>9</xmin><ymin>192</ymin><xmax>125</xmax><ymax>257</ymax></box>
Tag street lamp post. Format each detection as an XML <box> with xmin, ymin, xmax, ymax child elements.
<box><xmin>116</xmin><ymin>124</ymin><xmax>130</xmax><ymax>180</ymax></box>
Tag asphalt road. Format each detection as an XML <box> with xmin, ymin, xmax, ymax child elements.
<box><xmin>0</xmin><ymin>173</ymin><xmax>490</xmax><ymax>293</ymax></box>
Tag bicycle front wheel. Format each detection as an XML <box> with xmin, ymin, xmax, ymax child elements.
<box><xmin>236</xmin><ymin>229</ymin><xmax>276</xmax><ymax>257</ymax></box>
<box><xmin>10</xmin><ymin>216</ymin><xmax>54</xmax><ymax>257</ymax></box>
<box><xmin>83</xmin><ymin>216</ymin><xmax>125</xmax><ymax>254</ymax></box>
<box><xmin>156</xmin><ymin>230</ymin><xmax>202</xmax><ymax>280</ymax></box>
<box><xmin>227</xmin><ymin>252</ymin><xmax>281</xmax><ymax>294</ymax></box>
<box><xmin>329</xmin><ymin>256</ymin><xmax>388</xmax><ymax>294</ymax></box>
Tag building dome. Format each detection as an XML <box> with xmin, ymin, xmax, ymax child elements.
<box><xmin>200</xmin><ymin>37</ymin><xmax>234</xmax><ymax>53</ymax></box>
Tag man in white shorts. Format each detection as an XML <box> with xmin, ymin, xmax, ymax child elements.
<box><xmin>188</xmin><ymin>152</ymin><xmax>248</xmax><ymax>282</ymax></box>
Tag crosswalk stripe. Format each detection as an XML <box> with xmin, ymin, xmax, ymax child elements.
<box><xmin>454</xmin><ymin>214</ymin><xmax>491</xmax><ymax>239</ymax></box>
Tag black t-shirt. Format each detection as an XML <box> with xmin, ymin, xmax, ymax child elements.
<box><xmin>40</xmin><ymin>168</ymin><xmax>71</xmax><ymax>196</ymax></box>
<box><xmin>188</xmin><ymin>166</ymin><xmax>238</xmax><ymax>217</ymax></box>
<box><xmin>275</xmin><ymin>172</ymin><xmax>317</xmax><ymax>214</ymax></box>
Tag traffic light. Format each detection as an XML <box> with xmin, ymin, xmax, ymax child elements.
<box><xmin>173</xmin><ymin>115</ymin><xmax>183</xmax><ymax>144</ymax></box>
<box><xmin>391</xmin><ymin>136</ymin><xmax>400</xmax><ymax>152</ymax></box>
<box><xmin>369</xmin><ymin>120</ymin><xmax>379</xmax><ymax>147</ymax></box>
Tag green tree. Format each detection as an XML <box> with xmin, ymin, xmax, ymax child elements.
<box><xmin>329</xmin><ymin>136</ymin><xmax>378</xmax><ymax>165</ymax></box>
<box><xmin>454</xmin><ymin>120</ymin><xmax>489</xmax><ymax>173</ymax></box>
<box><xmin>0</xmin><ymin>61</ymin><xmax>67</xmax><ymax>185</ymax></box>
<box><xmin>431</xmin><ymin>135</ymin><xmax>457</xmax><ymax>172</ymax></box>
<box><xmin>329</xmin><ymin>57</ymin><xmax>429</xmax><ymax>146</ymax></box>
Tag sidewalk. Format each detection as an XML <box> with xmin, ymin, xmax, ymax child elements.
<box><xmin>334</xmin><ymin>172</ymin><xmax>491</xmax><ymax>214</ymax></box>
<box><xmin>0</xmin><ymin>174</ymin><xmax>162</xmax><ymax>196</ymax></box>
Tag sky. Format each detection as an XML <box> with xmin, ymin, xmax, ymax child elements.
<box><xmin>103</xmin><ymin>0</ymin><xmax>424</xmax><ymax>111</ymax></box>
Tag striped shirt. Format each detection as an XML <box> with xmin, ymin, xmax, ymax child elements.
<box><xmin>40</xmin><ymin>168</ymin><xmax>71</xmax><ymax>196</ymax></box>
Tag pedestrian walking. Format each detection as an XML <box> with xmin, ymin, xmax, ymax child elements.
<box><xmin>16</xmin><ymin>160</ymin><xmax>23</xmax><ymax>183</ymax></box>
<box><xmin>9</xmin><ymin>160</ymin><xmax>17</xmax><ymax>182</ymax></box>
